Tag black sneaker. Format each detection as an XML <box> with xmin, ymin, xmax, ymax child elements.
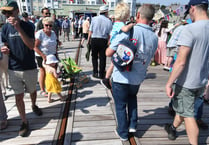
<box><xmin>164</xmin><ymin>124</ymin><xmax>177</xmax><ymax>140</ymax></box>
<box><xmin>32</xmin><ymin>105</ymin><xmax>43</xmax><ymax>116</ymax></box>
<box><xmin>197</xmin><ymin>119</ymin><xmax>208</xmax><ymax>130</ymax></box>
<box><xmin>19</xmin><ymin>122</ymin><xmax>29</xmax><ymax>137</ymax></box>
<box><xmin>100</xmin><ymin>78</ymin><xmax>111</xmax><ymax>89</ymax></box>
<box><xmin>93</xmin><ymin>73</ymin><xmax>100</xmax><ymax>79</ymax></box>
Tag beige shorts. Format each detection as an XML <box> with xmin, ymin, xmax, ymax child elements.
<box><xmin>8</xmin><ymin>69</ymin><xmax>38</xmax><ymax>95</ymax></box>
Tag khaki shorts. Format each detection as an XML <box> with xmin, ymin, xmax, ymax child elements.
<box><xmin>166</xmin><ymin>47</ymin><xmax>176</xmax><ymax>57</ymax></box>
<box><xmin>8</xmin><ymin>69</ymin><xmax>38</xmax><ymax>95</ymax></box>
<box><xmin>172</xmin><ymin>84</ymin><xmax>205</xmax><ymax>117</ymax></box>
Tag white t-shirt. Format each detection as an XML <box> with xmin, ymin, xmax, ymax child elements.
<box><xmin>35</xmin><ymin>29</ymin><xmax>57</xmax><ymax>56</ymax></box>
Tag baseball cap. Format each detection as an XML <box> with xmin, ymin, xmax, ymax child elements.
<box><xmin>99</xmin><ymin>5</ymin><xmax>109</xmax><ymax>13</ymax></box>
<box><xmin>46</xmin><ymin>54</ymin><xmax>59</xmax><ymax>64</ymax></box>
<box><xmin>185</xmin><ymin>0</ymin><xmax>208</xmax><ymax>15</ymax></box>
<box><xmin>0</xmin><ymin>1</ymin><xmax>19</xmax><ymax>11</ymax></box>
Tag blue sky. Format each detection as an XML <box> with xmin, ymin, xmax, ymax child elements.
<box><xmin>137</xmin><ymin>0</ymin><xmax>189</xmax><ymax>6</ymax></box>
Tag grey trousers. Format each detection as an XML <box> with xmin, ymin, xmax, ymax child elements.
<box><xmin>0</xmin><ymin>84</ymin><xmax>7</xmax><ymax>121</ymax></box>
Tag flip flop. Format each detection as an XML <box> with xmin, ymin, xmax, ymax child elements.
<box><xmin>40</xmin><ymin>91</ymin><xmax>48</xmax><ymax>97</ymax></box>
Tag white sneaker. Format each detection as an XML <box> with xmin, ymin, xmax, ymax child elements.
<box><xmin>114</xmin><ymin>130</ymin><xmax>128</xmax><ymax>141</ymax></box>
<box><xmin>163</xmin><ymin>66</ymin><xmax>170</xmax><ymax>71</ymax></box>
<box><xmin>129</xmin><ymin>128</ymin><xmax>136</xmax><ymax>133</ymax></box>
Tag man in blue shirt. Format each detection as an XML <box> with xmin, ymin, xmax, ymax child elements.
<box><xmin>0</xmin><ymin>1</ymin><xmax>42</xmax><ymax>137</ymax></box>
<box><xmin>106</xmin><ymin>4</ymin><xmax>158</xmax><ymax>141</ymax></box>
<box><xmin>87</xmin><ymin>5</ymin><xmax>112</xmax><ymax>79</ymax></box>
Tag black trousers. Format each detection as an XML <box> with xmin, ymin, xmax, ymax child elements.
<box><xmin>91</xmin><ymin>38</ymin><xmax>108</xmax><ymax>78</ymax></box>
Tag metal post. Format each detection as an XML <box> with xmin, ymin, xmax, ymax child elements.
<box><xmin>131</xmin><ymin>0</ymin><xmax>136</xmax><ymax>17</ymax></box>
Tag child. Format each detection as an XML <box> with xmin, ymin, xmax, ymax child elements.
<box><xmin>100</xmin><ymin>2</ymin><xmax>134</xmax><ymax>89</ymax></box>
<box><xmin>43</xmin><ymin>54</ymin><xmax>66</xmax><ymax>103</ymax></box>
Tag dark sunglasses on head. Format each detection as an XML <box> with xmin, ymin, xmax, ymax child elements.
<box><xmin>2</xmin><ymin>10</ymin><xmax>13</xmax><ymax>15</ymax></box>
<box><xmin>45</xmin><ymin>24</ymin><xmax>52</xmax><ymax>27</ymax></box>
<box><xmin>45</xmin><ymin>13</ymin><xmax>51</xmax><ymax>15</ymax></box>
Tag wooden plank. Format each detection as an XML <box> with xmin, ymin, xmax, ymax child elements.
<box><xmin>71</xmin><ymin>140</ymin><xmax>122</xmax><ymax>145</ymax></box>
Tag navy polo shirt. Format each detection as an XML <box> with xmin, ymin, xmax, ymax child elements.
<box><xmin>1</xmin><ymin>20</ymin><xmax>37</xmax><ymax>71</ymax></box>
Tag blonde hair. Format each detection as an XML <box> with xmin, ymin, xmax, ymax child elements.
<box><xmin>42</xmin><ymin>17</ymin><xmax>54</xmax><ymax>24</ymax></box>
<box><xmin>114</xmin><ymin>2</ymin><xmax>130</xmax><ymax>21</ymax></box>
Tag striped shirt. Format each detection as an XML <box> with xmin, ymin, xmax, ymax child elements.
<box><xmin>167</xmin><ymin>25</ymin><xmax>184</xmax><ymax>48</ymax></box>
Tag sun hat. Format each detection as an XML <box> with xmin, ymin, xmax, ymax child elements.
<box><xmin>0</xmin><ymin>1</ymin><xmax>19</xmax><ymax>11</ymax></box>
<box><xmin>99</xmin><ymin>5</ymin><xmax>109</xmax><ymax>13</ymax></box>
<box><xmin>185</xmin><ymin>0</ymin><xmax>208</xmax><ymax>15</ymax></box>
<box><xmin>46</xmin><ymin>54</ymin><xmax>59</xmax><ymax>64</ymax></box>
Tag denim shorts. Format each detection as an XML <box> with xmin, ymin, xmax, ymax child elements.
<box><xmin>8</xmin><ymin>69</ymin><xmax>38</xmax><ymax>95</ymax></box>
<box><xmin>172</xmin><ymin>84</ymin><xmax>205</xmax><ymax>117</ymax></box>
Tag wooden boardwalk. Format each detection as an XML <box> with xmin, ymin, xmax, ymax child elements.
<box><xmin>1</xmin><ymin>39</ymin><xmax>209</xmax><ymax>145</ymax></box>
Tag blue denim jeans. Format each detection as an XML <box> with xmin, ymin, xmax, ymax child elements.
<box><xmin>112</xmin><ymin>81</ymin><xmax>140</xmax><ymax>139</ymax></box>
<box><xmin>194</xmin><ymin>95</ymin><xmax>203</xmax><ymax>120</ymax></box>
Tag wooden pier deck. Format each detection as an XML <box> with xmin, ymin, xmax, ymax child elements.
<box><xmin>0</xmin><ymin>39</ymin><xmax>209</xmax><ymax>145</ymax></box>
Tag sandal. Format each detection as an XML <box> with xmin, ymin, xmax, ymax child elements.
<box><xmin>40</xmin><ymin>91</ymin><xmax>48</xmax><ymax>97</ymax></box>
<box><xmin>48</xmin><ymin>99</ymin><xmax>54</xmax><ymax>103</ymax></box>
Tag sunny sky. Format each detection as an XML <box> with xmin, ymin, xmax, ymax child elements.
<box><xmin>137</xmin><ymin>0</ymin><xmax>189</xmax><ymax>6</ymax></box>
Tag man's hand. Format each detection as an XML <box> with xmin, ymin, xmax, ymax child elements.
<box><xmin>166</xmin><ymin>83</ymin><xmax>174</xmax><ymax>98</ymax></box>
<box><xmin>1</xmin><ymin>46</ymin><xmax>10</xmax><ymax>55</ymax></box>
<box><xmin>7</xmin><ymin>16</ymin><xmax>21</xmax><ymax>31</ymax></box>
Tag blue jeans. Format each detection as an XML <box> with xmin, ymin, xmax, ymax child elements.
<box><xmin>112</xmin><ymin>81</ymin><xmax>140</xmax><ymax>139</ymax></box>
<box><xmin>194</xmin><ymin>95</ymin><xmax>203</xmax><ymax>120</ymax></box>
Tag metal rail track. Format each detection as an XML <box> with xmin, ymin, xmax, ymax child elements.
<box><xmin>56</xmin><ymin>37</ymin><xmax>82</xmax><ymax>145</ymax></box>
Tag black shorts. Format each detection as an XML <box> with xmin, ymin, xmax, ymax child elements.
<box><xmin>83</xmin><ymin>33</ymin><xmax>88</xmax><ymax>40</ymax></box>
<box><xmin>36</xmin><ymin>56</ymin><xmax>43</xmax><ymax>68</ymax></box>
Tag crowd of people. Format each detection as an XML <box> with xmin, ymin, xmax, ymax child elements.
<box><xmin>0</xmin><ymin>0</ymin><xmax>209</xmax><ymax>145</ymax></box>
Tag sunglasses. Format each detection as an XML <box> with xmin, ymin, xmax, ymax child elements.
<box><xmin>45</xmin><ymin>13</ymin><xmax>51</xmax><ymax>15</ymax></box>
<box><xmin>2</xmin><ymin>10</ymin><xmax>13</xmax><ymax>15</ymax></box>
<box><xmin>45</xmin><ymin>24</ymin><xmax>52</xmax><ymax>27</ymax></box>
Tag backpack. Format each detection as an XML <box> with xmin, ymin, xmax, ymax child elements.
<box><xmin>111</xmin><ymin>28</ymin><xmax>137</xmax><ymax>71</ymax></box>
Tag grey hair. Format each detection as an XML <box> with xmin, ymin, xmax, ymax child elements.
<box><xmin>137</xmin><ymin>4</ymin><xmax>155</xmax><ymax>21</ymax></box>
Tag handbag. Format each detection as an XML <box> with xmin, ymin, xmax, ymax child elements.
<box><xmin>111</xmin><ymin>28</ymin><xmax>137</xmax><ymax>71</ymax></box>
